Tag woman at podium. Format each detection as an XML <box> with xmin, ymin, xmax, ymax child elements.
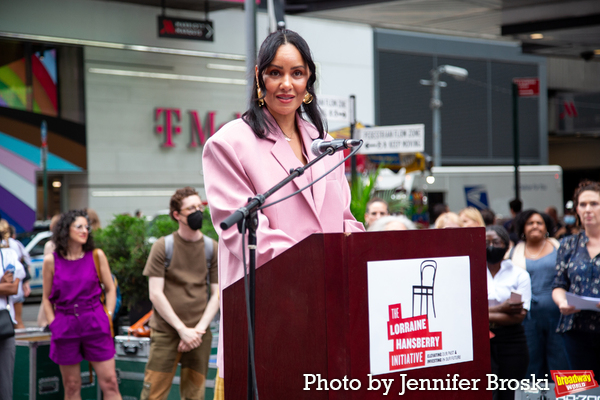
<box><xmin>203</xmin><ymin>29</ymin><xmax>364</xmax><ymax>397</ymax></box>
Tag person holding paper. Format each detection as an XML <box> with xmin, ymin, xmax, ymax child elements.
<box><xmin>553</xmin><ymin>180</ymin><xmax>600</xmax><ymax>378</ymax></box>
<box><xmin>486</xmin><ymin>225</ymin><xmax>531</xmax><ymax>400</ymax></box>
<box><xmin>202</xmin><ymin>29</ymin><xmax>364</xmax><ymax>398</ymax></box>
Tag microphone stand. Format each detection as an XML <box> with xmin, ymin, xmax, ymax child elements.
<box><xmin>220</xmin><ymin>146</ymin><xmax>337</xmax><ymax>400</ymax></box>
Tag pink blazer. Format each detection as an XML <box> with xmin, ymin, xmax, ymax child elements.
<box><xmin>202</xmin><ymin>110</ymin><xmax>365</xmax><ymax>374</ymax></box>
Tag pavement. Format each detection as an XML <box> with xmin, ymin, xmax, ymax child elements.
<box><xmin>21</xmin><ymin>298</ymin><xmax>43</xmax><ymax>328</ymax></box>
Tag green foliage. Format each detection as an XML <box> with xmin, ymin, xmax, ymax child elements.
<box><xmin>94</xmin><ymin>214</ymin><xmax>150</xmax><ymax>310</ymax></box>
<box><xmin>350</xmin><ymin>168</ymin><xmax>380</xmax><ymax>223</ymax></box>
<box><xmin>203</xmin><ymin>207</ymin><xmax>218</xmax><ymax>240</ymax></box>
<box><xmin>147</xmin><ymin>214</ymin><xmax>178</xmax><ymax>238</ymax></box>
<box><xmin>377</xmin><ymin>190</ymin><xmax>410</xmax><ymax>215</ymax></box>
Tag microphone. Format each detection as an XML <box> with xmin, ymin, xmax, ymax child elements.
<box><xmin>311</xmin><ymin>139</ymin><xmax>362</xmax><ymax>156</ymax></box>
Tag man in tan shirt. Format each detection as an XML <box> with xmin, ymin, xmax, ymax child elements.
<box><xmin>141</xmin><ymin>187</ymin><xmax>219</xmax><ymax>400</ymax></box>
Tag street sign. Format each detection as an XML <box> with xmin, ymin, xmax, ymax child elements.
<box><xmin>158</xmin><ymin>16</ymin><xmax>214</xmax><ymax>41</ymax></box>
<box><xmin>41</xmin><ymin>120</ymin><xmax>47</xmax><ymax>148</ymax></box>
<box><xmin>513</xmin><ymin>77</ymin><xmax>539</xmax><ymax>97</ymax></box>
<box><xmin>356</xmin><ymin>124</ymin><xmax>424</xmax><ymax>155</ymax></box>
<box><xmin>318</xmin><ymin>95</ymin><xmax>349</xmax><ymax>122</ymax></box>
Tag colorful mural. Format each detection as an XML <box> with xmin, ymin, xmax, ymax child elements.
<box><xmin>0</xmin><ymin>44</ymin><xmax>85</xmax><ymax>233</ymax></box>
<box><xmin>0</xmin><ymin>130</ymin><xmax>82</xmax><ymax>232</ymax></box>
<box><xmin>0</xmin><ymin>49</ymin><xmax>58</xmax><ymax>117</ymax></box>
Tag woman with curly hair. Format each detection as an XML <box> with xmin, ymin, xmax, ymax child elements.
<box><xmin>42</xmin><ymin>210</ymin><xmax>121</xmax><ymax>400</ymax></box>
<box><xmin>510</xmin><ymin>209</ymin><xmax>568</xmax><ymax>378</ymax></box>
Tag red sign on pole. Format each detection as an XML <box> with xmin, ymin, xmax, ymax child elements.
<box><xmin>513</xmin><ymin>77</ymin><xmax>540</xmax><ymax>97</ymax></box>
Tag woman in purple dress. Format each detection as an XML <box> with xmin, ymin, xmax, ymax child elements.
<box><xmin>42</xmin><ymin>210</ymin><xmax>121</xmax><ymax>400</ymax></box>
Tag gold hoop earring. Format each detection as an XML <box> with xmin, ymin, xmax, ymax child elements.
<box><xmin>303</xmin><ymin>92</ymin><xmax>313</xmax><ymax>105</ymax></box>
<box><xmin>257</xmin><ymin>83</ymin><xmax>265</xmax><ymax>107</ymax></box>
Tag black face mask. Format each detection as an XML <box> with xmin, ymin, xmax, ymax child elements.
<box><xmin>187</xmin><ymin>210</ymin><xmax>203</xmax><ymax>231</ymax></box>
<box><xmin>486</xmin><ymin>246</ymin><xmax>507</xmax><ymax>264</ymax></box>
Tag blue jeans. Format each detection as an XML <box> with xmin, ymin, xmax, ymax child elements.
<box><xmin>562</xmin><ymin>330</ymin><xmax>600</xmax><ymax>379</ymax></box>
<box><xmin>523</xmin><ymin>305</ymin><xmax>569</xmax><ymax>379</ymax></box>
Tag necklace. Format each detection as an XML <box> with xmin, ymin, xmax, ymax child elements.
<box><xmin>65</xmin><ymin>251</ymin><xmax>85</xmax><ymax>260</ymax></box>
<box><xmin>525</xmin><ymin>239</ymin><xmax>546</xmax><ymax>259</ymax></box>
<box><xmin>282</xmin><ymin>131</ymin><xmax>292</xmax><ymax>142</ymax></box>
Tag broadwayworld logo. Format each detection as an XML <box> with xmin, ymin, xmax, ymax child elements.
<box><xmin>551</xmin><ymin>370</ymin><xmax>599</xmax><ymax>397</ymax></box>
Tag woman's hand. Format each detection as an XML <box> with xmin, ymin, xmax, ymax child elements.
<box><xmin>1</xmin><ymin>271</ymin><xmax>13</xmax><ymax>283</ymax></box>
<box><xmin>489</xmin><ymin>300</ymin><xmax>523</xmax><ymax>315</ymax></box>
<box><xmin>557</xmin><ymin>300</ymin><xmax>580</xmax><ymax>315</ymax></box>
<box><xmin>42</xmin><ymin>253</ymin><xmax>56</xmax><ymax>325</ymax></box>
<box><xmin>489</xmin><ymin>300</ymin><xmax>527</xmax><ymax>325</ymax></box>
<box><xmin>552</xmin><ymin>288</ymin><xmax>579</xmax><ymax>315</ymax></box>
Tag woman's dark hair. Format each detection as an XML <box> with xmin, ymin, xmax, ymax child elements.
<box><xmin>486</xmin><ymin>225</ymin><xmax>510</xmax><ymax>248</ymax></box>
<box><xmin>53</xmin><ymin>209</ymin><xmax>95</xmax><ymax>257</ymax></box>
<box><xmin>242</xmin><ymin>29</ymin><xmax>326</xmax><ymax>140</ymax></box>
<box><xmin>573</xmin><ymin>179</ymin><xmax>600</xmax><ymax>226</ymax></box>
<box><xmin>516</xmin><ymin>209</ymin><xmax>554</xmax><ymax>240</ymax></box>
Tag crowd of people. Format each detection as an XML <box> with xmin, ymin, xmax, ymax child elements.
<box><xmin>1</xmin><ymin>27</ymin><xmax>599</xmax><ymax>400</ymax></box>
<box><xmin>364</xmin><ymin>183</ymin><xmax>600</xmax><ymax>400</ymax></box>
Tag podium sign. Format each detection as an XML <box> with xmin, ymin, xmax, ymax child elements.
<box><xmin>367</xmin><ymin>256</ymin><xmax>473</xmax><ymax>375</ymax></box>
<box><xmin>223</xmin><ymin>228</ymin><xmax>490</xmax><ymax>399</ymax></box>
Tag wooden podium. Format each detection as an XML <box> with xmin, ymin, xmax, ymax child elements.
<box><xmin>223</xmin><ymin>228</ymin><xmax>491</xmax><ymax>399</ymax></box>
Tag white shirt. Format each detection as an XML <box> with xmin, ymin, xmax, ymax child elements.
<box><xmin>5</xmin><ymin>238</ymin><xmax>32</xmax><ymax>266</ymax></box>
<box><xmin>487</xmin><ymin>259</ymin><xmax>532</xmax><ymax>310</ymax></box>
<box><xmin>0</xmin><ymin>247</ymin><xmax>26</xmax><ymax>323</ymax></box>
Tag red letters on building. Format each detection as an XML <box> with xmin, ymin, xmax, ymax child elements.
<box><xmin>155</xmin><ymin>108</ymin><xmax>182</xmax><ymax>147</ymax></box>
<box><xmin>155</xmin><ymin>109</ymin><xmax>242</xmax><ymax>148</ymax></box>
<box><xmin>188</xmin><ymin>110</ymin><xmax>216</xmax><ymax>147</ymax></box>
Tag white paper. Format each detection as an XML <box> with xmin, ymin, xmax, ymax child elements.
<box><xmin>367</xmin><ymin>256</ymin><xmax>473</xmax><ymax>375</ymax></box>
<box><xmin>566</xmin><ymin>292</ymin><xmax>600</xmax><ymax>312</ymax></box>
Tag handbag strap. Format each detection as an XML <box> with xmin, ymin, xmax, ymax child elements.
<box><xmin>92</xmin><ymin>249</ymin><xmax>105</xmax><ymax>303</ymax></box>
<box><xmin>1</xmin><ymin>249</ymin><xmax>9</xmax><ymax>308</ymax></box>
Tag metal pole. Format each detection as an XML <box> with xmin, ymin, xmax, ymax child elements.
<box><xmin>247</xmin><ymin>215</ymin><xmax>257</xmax><ymax>400</ymax></box>
<box><xmin>431</xmin><ymin>70</ymin><xmax>442</xmax><ymax>167</ymax></box>
<box><xmin>512</xmin><ymin>82</ymin><xmax>520</xmax><ymax>201</ymax></box>
<box><xmin>349</xmin><ymin>95</ymin><xmax>357</xmax><ymax>187</ymax></box>
<box><xmin>41</xmin><ymin>120</ymin><xmax>48</xmax><ymax>219</ymax></box>
<box><xmin>245</xmin><ymin>0</ymin><xmax>257</xmax><ymax>101</ymax></box>
<box><xmin>245</xmin><ymin>2</ymin><xmax>257</xmax><ymax>397</ymax></box>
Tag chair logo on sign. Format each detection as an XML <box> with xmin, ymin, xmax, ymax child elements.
<box><xmin>412</xmin><ymin>260</ymin><xmax>437</xmax><ymax>318</ymax></box>
<box><xmin>464</xmin><ymin>186</ymin><xmax>489</xmax><ymax>210</ymax></box>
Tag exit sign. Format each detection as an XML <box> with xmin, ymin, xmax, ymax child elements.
<box><xmin>158</xmin><ymin>16</ymin><xmax>214</xmax><ymax>41</ymax></box>
<box><xmin>513</xmin><ymin>78</ymin><xmax>539</xmax><ymax>97</ymax></box>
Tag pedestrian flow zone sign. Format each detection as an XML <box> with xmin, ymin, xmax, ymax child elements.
<box><xmin>356</xmin><ymin>124</ymin><xmax>424</xmax><ymax>155</ymax></box>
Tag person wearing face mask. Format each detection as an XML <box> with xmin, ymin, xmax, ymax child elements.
<box><xmin>140</xmin><ymin>187</ymin><xmax>219</xmax><ymax>400</ymax></box>
<box><xmin>486</xmin><ymin>225</ymin><xmax>532</xmax><ymax>400</ymax></box>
